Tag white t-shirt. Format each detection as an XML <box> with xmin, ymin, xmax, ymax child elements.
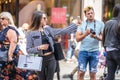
<box><xmin>17</xmin><ymin>27</ymin><xmax>27</xmax><ymax>55</ymax></box>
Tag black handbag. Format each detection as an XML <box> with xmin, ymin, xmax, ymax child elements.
<box><xmin>46</xmin><ymin>29</ymin><xmax>65</xmax><ymax>60</ymax></box>
<box><xmin>54</xmin><ymin>42</ymin><xmax>65</xmax><ymax>60</ymax></box>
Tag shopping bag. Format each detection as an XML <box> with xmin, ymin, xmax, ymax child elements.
<box><xmin>17</xmin><ymin>55</ymin><xmax>43</xmax><ymax>71</ymax></box>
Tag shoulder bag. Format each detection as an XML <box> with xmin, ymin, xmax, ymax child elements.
<box><xmin>54</xmin><ymin>42</ymin><xmax>65</xmax><ymax>60</ymax></box>
<box><xmin>46</xmin><ymin>29</ymin><xmax>65</xmax><ymax>60</ymax></box>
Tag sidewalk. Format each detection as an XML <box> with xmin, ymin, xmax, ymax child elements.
<box><xmin>54</xmin><ymin>60</ymin><xmax>120</xmax><ymax>80</ymax></box>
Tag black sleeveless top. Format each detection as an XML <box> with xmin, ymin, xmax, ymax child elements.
<box><xmin>41</xmin><ymin>31</ymin><xmax>52</xmax><ymax>54</ymax></box>
<box><xmin>0</xmin><ymin>26</ymin><xmax>20</xmax><ymax>54</ymax></box>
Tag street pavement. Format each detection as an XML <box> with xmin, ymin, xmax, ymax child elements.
<box><xmin>54</xmin><ymin>60</ymin><xmax>120</xmax><ymax>80</ymax></box>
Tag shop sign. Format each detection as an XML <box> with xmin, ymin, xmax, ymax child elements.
<box><xmin>51</xmin><ymin>8</ymin><xmax>66</xmax><ymax>24</ymax></box>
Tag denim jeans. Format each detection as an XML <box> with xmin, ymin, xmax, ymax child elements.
<box><xmin>78</xmin><ymin>51</ymin><xmax>99</xmax><ymax>72</ymax></box>
<box><xmin>66</xmin><ymin>40</ymin><xmax>75</xmax><ymax>60</ymax></box>
<box><xmin>38</xmin><ymin>54</ymin><xmax>56</xmax><ymax>80</ymax></box>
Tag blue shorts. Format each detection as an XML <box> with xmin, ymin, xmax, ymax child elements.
<box><xmin>78</xmin><ymin>51</ymin><xmax>99</xmax><ymax>73</ymax></box>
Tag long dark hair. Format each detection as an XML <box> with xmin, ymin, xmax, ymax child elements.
<box><xmin>29</xmin><ymin>11</ymin><xmax>44</xmax><ymax>31</ymax></box>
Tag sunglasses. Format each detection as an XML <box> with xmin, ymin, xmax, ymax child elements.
<box><xmin>0</xmin><ymin>18</ymin><xmax>6</xmax><ymax>20</ymax></box>
<box><xmin>43</xmin><ymin>17</ymin><xmax>47</xmax><ymax>20</ymax></box>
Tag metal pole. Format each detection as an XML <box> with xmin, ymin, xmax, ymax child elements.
<box><xmin>80</xmin><ymin>0</ymin><xmax>83</xmax><ymax>20</ymax></box>
<box><xmin>15</xmin><ymin>0</ymin><xmax>19</xmax><ymax>27</ymax></box>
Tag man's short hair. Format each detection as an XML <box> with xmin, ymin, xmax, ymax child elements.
<box><xmin>83</xmin><ymin>6</ymin><xmax>94</xmax><ymax>14</ymax></box>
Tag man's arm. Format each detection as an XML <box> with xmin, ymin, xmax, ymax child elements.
<box><xmin>96</xmin><ymin>32</ymin><xmax>103</xmax><ymax>41</ymax></box>
<box><xmin>90</xmin><ymin>32</ymin><xmax>103</xmax><ymax>41</ymax></box>
<box><xmin>76</xmin><ymin>29</ymin><xmax>90</xmax><ymax>42</ymax></box>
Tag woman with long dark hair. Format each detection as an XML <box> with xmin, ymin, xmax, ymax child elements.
<box><xmin>26</xmin><ymin>11</ymin><xmax>79</xmax><ymax>80</ymax></box>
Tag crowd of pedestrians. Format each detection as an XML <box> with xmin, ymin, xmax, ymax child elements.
<box><xmin>0</xmin><ymin>10</ymin><xmax>79</xmax><ymax>80</ymax></box>
<box><xmin>0</xmin><ymin>3</ymin><xmax>120</xmax><ymax>80</ymax></box>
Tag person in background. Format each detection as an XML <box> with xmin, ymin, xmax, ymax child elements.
<box><xmin>0</xmin><ymin>12</ymin><xmax>22</xmax><ymax>79</ymax></box>
<box><xmin>63</xmin><ymin>16</ymin><xmax>82</xmax><ymax>80</ymax></box>
<box><xmin>26</xmin><ymin>11</ymin><xmax>79</xmax><ymax>80</ymax></box>
<box><xmin>76</xmin><ymin>6</ymin><xmax>104</xmax><ymax>80</ymax></box>
<box><xmin>66</xmin><ymin>16</ymin><xmax>81</xmax><ymax>63</ymax></box>
<box><xmin>17</xmin><ymin>23</ymin><xmax>29</xmax><ymax>55</ymax></box>
<box><xmin>66</xmin><ymin>33</ymin><xmax>76</xmax><ymax>63</ymax></box>
<box><xmin>102</xmin><ymin>4</ymin><xmax>120</xmax><ymax>80</ymax></box>
<box><xmin>63</xmin><ymin>47</ymin><xmax>80</xmax><ymax>80</ymax></box>
<box><xmin>0</xmin><ymin>12</ymin><xmax>18</xmax><ymax>62</ymax></box>
<box><xmin>54</xmin><ymin>35</ymin><xmax>62</xmax><ymax>80</ymax></box>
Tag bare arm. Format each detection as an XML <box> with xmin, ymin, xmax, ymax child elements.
<box><xmin>95</xmin><ymin>33</ymin><xmax>102</xmax><ymax>41</ymax></box>
<box><xmin>76</xmin><ymin>29</ymin><xmax>90</xmax><ymax>42</ymax></box>
<box><xmin>90</xmin><ymin>32</ymin><xmax>103</xmax><ymax>41</ymax></box>
<box><xmin>7</xmin><ymin>29</ymin><xmax>18</xmax><ymax>61</ymax></box>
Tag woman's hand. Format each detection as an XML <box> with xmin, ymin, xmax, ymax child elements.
<box><xmin>8</xmin><ymin>55</ymin><xmax>13</xmax><ymax>62</ymax></box>
<box><xmin>37</xmin><ymin>44</ymin><xmax>49</xmax><ymax>50</ymax></box>
<box><xmin>71</xmin><ymin>17</ymin><xmax>82</xmax><ymax>26</ymax></box>
<box><xmin>72</xmin><ymin>19</ymin><xmax>80</xmax><ymax>26</ymax></box>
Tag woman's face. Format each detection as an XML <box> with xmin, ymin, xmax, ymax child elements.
<box><xmin>0</xmin><ymin>16</ymin><xmax>9</xmax><ymax>27</ymax></box>
<box><xmin>41</xmin><ymin>14</ymin><xmax>47</xmax><ymax>26</ymax></box>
